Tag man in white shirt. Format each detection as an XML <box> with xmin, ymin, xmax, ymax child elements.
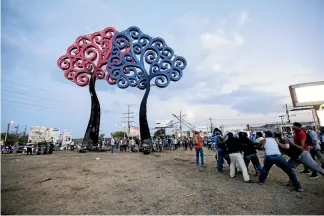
<box><xmin>259</xmin><ymin>131</ymin><xmax>303</xmax><ymax>192</ymax></box>
<box><xmin>130</xmin><ymin>138</ymin><xmax>135</xmax><ymax>152</ymax></box>
<box><xmin>110</xmin><ymin>133</ymin><xmax>115</xmax><ymax>153</ymax></box>
<box><xmin>173</xmin><ymin>138</ymin><xmax>178</xmax><ymax>150</ymax></box>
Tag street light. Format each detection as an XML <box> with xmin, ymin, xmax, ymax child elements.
<box><xmin>4</xmin><ymin>120</ymin><xmax>14</xmax><ymax>144</ymax></box>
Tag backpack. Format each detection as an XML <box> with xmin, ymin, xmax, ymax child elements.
<box><xmin>217</xmin><ymin>136</ymin><xmax>225</xmax><ymax>149</ymax></box>
<box><xmin>305</xmin><ymin>132</ymin><xmax>313</xmax><ymax>146</ymax></box>
<box><xmin>193</xmin><ymin>136</ymin><xmax>198</xmax><ymax>145</ymax></box>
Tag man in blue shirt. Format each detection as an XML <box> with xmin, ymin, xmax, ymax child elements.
<box><xmin>212</xmin><ymin>129</ymin><xmax>229</xmax><ymax>173</ymax></box>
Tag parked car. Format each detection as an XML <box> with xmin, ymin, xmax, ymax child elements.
<box><xmin>15</xmin><ymin>146</ymin><xmax>26</xmax><ymax>153</ymax></box>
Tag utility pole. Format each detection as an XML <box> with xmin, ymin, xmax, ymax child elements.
<box><xmin>209</xmin><ymin>118</ymin><xmax>213</xmax><ymax>133</ymax></box>
<box><xmin>24</xmin><ymin>125</ymin><xmax>28</xmax><ymax>144</ymax></box>
<box><xmin>15</xmin><ymin>124</ymin><xmax>19</xmax><ymax>135</ymax></box>
<box><xmin>278</xmin><ymin>115</ymin><xmax>285</xmax><ymax>133</ymax></box>
<box><xmin>122</xmin><ymin>104</ymin><xmax>134</xmax><ymax>137</ymax></box>
<box><xmin>173</xmin><ymin>111</ymin><xmax>187</xmax><ymax>138</ymax></box>
<box><xmin>285</xmin><ymin>104</ymin><xmax>291</xmax><ymax>124</ymax></box>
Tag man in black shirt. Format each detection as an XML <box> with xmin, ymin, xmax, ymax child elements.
<box><xmin>225</xmin><ymin>132</ymin><xmax>253</xmax><ymax>183</ymax></box>
<box><xmin>239</xmin><ymin>132</ymin><xmax>262</xmax><ymax>175</ymax></box>
<box><xmin>274</xmin><ymin>133</ymin><xmax>324</xmax><ymax>177</ymax></box>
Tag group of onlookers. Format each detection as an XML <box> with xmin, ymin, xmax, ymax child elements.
<box><xmin>191</xmin><ymin>123</ymin><xmax>324</xmax><ymax>192</ymax></box>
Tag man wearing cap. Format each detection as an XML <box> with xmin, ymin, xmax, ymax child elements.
<box><xmin>259</xmin><ymin>130</ymin><xmax>304</xmax><ymax>192</ymax></box>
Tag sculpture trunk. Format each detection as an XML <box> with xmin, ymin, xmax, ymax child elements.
<box><xmin>139</xmin><ymin>84</ymin><xmax>152</xmax><ymax>145</ymax></box>
<box><xmin>82</xmin><ymin>75</ymin><xmax>100</xmax><ymax>150</ymax></box>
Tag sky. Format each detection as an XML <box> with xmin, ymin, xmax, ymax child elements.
<box><xmin>1</xmin><ymin>0</ymin><xmax>324</xmax><ymax>137</ymax></box>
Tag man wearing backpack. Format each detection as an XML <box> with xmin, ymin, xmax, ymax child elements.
<box><xmin>213</xmin><ymin>129</ymin><xmax>229</xmax><ymax>173</ymax></box>
<box><xmin>306</xmin><ymin>125</ymin><xmax>324</xmax><ymax>178</ymax></box>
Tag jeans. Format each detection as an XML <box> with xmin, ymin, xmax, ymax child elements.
<box><xmin>216</xmin><ymin>151</ymin><xmax>231</xmax><ymax>172</ymax></box>
<box><xmin>259</xmin><ymin>155</ymin><xmax>300</xmax><ymax>189</ymax></box>
<box><xmin>111</xmin><ymin>145</ymin><xmax>115</xmax><ymax>153</ymax></box>
<box><xmin>195</xmin><ymin>148</ymin><xmax>204</xmax><ymax>166</ymax></box>
<box><xmin>289</xmin><ymin>151</ymin><xmax>324</xmax><ymax>176</ymax></box>
<box><xmin>244</xmin><ymin>153</ymin><xmax>262</xmax><ymax>173</ymax></box>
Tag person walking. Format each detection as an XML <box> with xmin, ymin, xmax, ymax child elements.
<box><xmin>226</xmin><ymin>132</ymin><xmax>253</xmax><ymax>183</ymax></box>
<box><xmin>193</xmin><ymin>131</ymin><xmax>205</xmax><ymax>168</ymax></box>
<box><xmin>259</xmin><ymin>131</ymin><xmax>304</xmax><ymax>192</ymax></box>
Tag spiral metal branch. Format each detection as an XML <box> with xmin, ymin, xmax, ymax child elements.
<box><xmin>107</xmin><ymin>26</ymin><xmax>187</xmax><ymax>90</ymax></box>
<box><xmin>57</xmin><ymin>27</ymin><xmax>117</xmax><ymax>86</ymax></box>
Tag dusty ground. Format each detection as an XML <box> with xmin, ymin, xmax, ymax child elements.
<box><xmin>1</xmin><ymin>149</ymin><xmax>324</xmax><ymax>215</ymax></box>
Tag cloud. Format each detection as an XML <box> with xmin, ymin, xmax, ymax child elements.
<box><xmin>237</xmin><ymin>11</ymin><xmax>250</xmax><ymax>26</ymax></box>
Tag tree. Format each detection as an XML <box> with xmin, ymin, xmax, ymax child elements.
<box><xmin>153</xmin><ymin>129</ymin><xmax>164</xmax><ymax>139</ymax></box>
<box><xmin>1</xmin><ymin>133</ymin><xmax>28</xmax><ymax>145</ymax></box>
<box><xmin>57</xmin><ymin>27</ymin><xmax>117</xmax><ymax>150</ymax></box>
<box><xmin>99</xmin><ymin>133</ymin><xmax>105</xmax><ymax>141</ymax></box>
<box><xmin>107</xmin><ymin>26</ymin><xmax>187</xmax><ymax>154</ymax></box>
<box><xmin>112</xmin><ymin>131</ymin><xmax>126</xmax><ymax>139</ymax></box>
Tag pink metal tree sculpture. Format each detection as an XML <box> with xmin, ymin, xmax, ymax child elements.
<box><xmin>57</xmin><ymin>27</ymin><xmax>117</xmax><ymax>150</ymax></box>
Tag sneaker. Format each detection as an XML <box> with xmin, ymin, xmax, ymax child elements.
<box><xmin>245</xmin><ymin>180</ymin><xmax>254</xmax><ymax>183</ymax></box>
<box><xmin>296</xmin><ymin>185</ymin><xmax>304</xmax><ymax>192</ymax></box>
<box><xmin>201</xmin><ymin>165</ymin><xmax>207</xmax><ymax>168</ymax></box>
<box><xmin>300</xmin><ymin>170</ymin><xmax>311</xmax><ymax>174</ymax></box>
<box><xmin>309</xmin><ymin>173</ymin><xmax>319</xmax><ymax>179</ymax></box>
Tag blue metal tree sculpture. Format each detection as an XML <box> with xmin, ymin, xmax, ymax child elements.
<box><xmin>107</xmin><ymin>26</ymin><xmax>187</xmax><ymax>154</ymax></box>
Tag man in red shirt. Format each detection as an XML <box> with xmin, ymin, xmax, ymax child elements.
<box><xmin>293</xmin><ymin>122</ymin><xmax>310</xmax><ymax>174</ymax></box>
<box><xmin>193</xmin><ymin>131</ymin><xmax>205</xmax><ymax>167</ymax></box>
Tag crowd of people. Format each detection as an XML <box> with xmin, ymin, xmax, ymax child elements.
<box><xmin>191</xmin><ymin>122</ymin><xmax>324</xmax><ymax>192</ymax></box>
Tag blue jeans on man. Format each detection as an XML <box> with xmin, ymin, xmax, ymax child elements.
<box><xmin>196</xmin><ymin>148</ymin><xmax>204</xmax><ymax>166</ymax></box>
<box><xmin>259</xmin><ymin>155</ymin><xmax>301</xmax><ymax>189</ymax></box>
<box><xmin>216</xmin><ymin>151</ymin><xmax>231</xmax><ymax>172</ymax></box>
<box><xmin>111</xmin><ymin>145</ymin><xmax>115</xmax><ymax>153</ymax></box>
<box><xmin>244</xmin><ymin>153</ymin><xmax>262</xmax><ymax>173</ymax></box>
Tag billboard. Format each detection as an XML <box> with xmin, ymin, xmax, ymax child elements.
<box><xmin>289</xmin><ymin>81</ymin><xmax>324</xmax><ymax>107</ymax></box>
<box><xmin>155</xmin><ymin>120</ymin><xmax>173</xmax><ymax>128</ymax></box>
<box><xmin>129</xmin><ymin>127</ymin><xmax>139</xmax><ymax>137</ymax></box>
<box><xmin>28</xmin><ymin>126</ymin><xmax>48</xmax><ymax>143</ymax></box>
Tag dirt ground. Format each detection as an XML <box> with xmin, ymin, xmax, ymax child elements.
<box><xmin>1</xmin><ymin>149</ymin><xmax>324</xmax><ymax>215</ymax></box>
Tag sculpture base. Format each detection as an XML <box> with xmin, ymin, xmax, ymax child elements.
<box><xmin>141</xmin><ymin>138</ymin><xmax>152</xmax><ymax>155</ymax></box>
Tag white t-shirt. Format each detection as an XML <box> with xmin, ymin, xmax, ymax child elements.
<box><xmin>111</xmin><ymin>138</ymin><xmax>115</xmax><ymax>146</ymax></box>
<box><xmin>130</xmin><ymin>139</ymin><xmax>135</xmax><ymax>146</ymax></box>
<box><xmin>173</xmin><ymin>139</ymin><xmax>177</xmax><ymax>144</ymax></box>
<box><xmin>264</xmin><ymin>138</ymin><xmax>281</xmax><ymax>156</ymax></box>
